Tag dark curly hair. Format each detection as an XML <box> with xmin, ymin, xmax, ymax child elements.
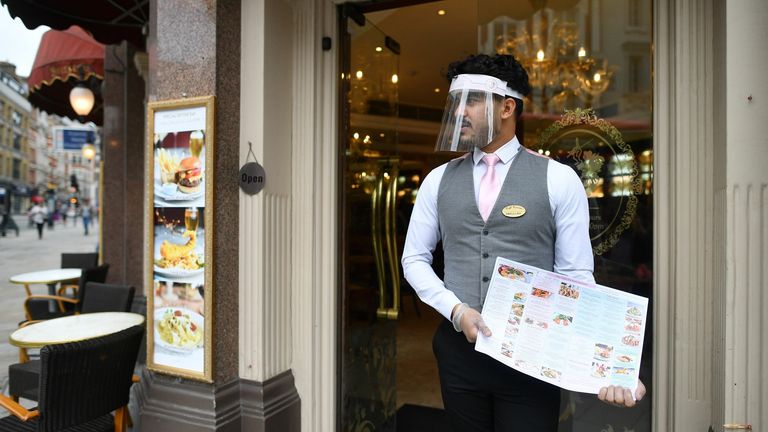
<box><xmin>446</xmin><ymin>54</ymin><xmax>530</xmax><ymax>118</ymax></box>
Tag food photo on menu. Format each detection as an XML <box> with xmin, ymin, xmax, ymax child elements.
<box><xmin>154</xmin><ymin>130</ymin><xmax>205</xmax><ymax>208</ymax></box>
<box><xmin>153</xmin><ymin>207</ymin><xmax>205</xmax><ymax>279</ymax></box>
<box><xmin>151</xmin><ymin>207</ymin><xmax>206</xmax><ymax>373</ymax></box>
<box><xmin>152</xmin><ymin>300</ymin><xmax>205</xmax><ymax>373</ymax></box>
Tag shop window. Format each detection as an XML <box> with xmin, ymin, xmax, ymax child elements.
<box><xmin>11</xmin><ymin>110</ymin><xmax>22</xmax><ymax>127</ymax></box>
<box><xmin>480</xmin><ymin>1</ymin><xmax>654</xmax><ymax>430</ymax></box>
<box><xmin>12</xmin><ymin>158</ymin><xmax>20</xmax><ymax>179</ymax></box>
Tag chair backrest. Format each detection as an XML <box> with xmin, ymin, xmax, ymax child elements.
<box><xmin>80</xmin><ymin>282</ymin><xmax>135</xmax><ymax>314</ymax></box>
<box><xmin>36</xmin><ymin>325</ymin><xmax>144</xmax><ymax>432</ymax></box>
<box><xmin>75</xmin><ymin>264</ymin><xmax>110</xmax><ymax>307</ymax></box>
<box><xmin>60</xmin><ymin>253</ymin><xmax>99</xmax><ymax>270</ymax></box>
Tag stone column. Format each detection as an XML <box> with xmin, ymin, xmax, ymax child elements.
<box><xmin>102</xmin><ymin>42</ymin><xmax>146</xmax><ymax>289</ymax></box>
<box><xmin>135</xmin><ymin>0</ymin><xmax>242</xmax><ymax>430</ymax></box>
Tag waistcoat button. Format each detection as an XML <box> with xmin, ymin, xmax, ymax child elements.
<box><xmin>482</xmin><ymin>276</ymin><xmax>489</xmax><ymax>282</ymax></box>
<box><xmin>483</xmin><ymin>230</ymin><xmax>489</xmax><ymax>235</ymax></box>
<box><xmin>482</xmin><ymin>253</ymin><xmax>489</xmax><ymax>258</ymax></box>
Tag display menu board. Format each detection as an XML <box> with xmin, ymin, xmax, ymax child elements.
<box><xmin>146</xmin><ymin>96</ymin><xmax>214</xmax><ymax>382</ymax></box>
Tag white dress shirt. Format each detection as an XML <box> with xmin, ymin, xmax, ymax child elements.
<box><xmin>401</xmin><ymin>137</ymin><xmax>595</xmax><ymax>320</ymax></box>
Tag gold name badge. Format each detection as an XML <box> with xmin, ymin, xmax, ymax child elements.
<box><xmin>502</xmin><ymin>205</ymin><xmax>526</xmax><ymax>218</ymax></box>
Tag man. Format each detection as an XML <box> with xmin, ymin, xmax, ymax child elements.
<box><xmin>81</xmin><ymin>200</ymin><xmax>92</xmax><ymax>236</ymax></box>
<box><xmin>401</xmin><ymin>54</ymin><xmax>645</xmax><ymax>431</ymax></box>
<box><xmin>28</xmin><ymin>202</ymin><xmax>48</xmax><ymax>240</ymax></box>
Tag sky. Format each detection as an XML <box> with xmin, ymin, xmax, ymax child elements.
<box><xmin>0</xmin><ymin>5</ymin><xmax>49</xmax><ymax>77</ymax></box>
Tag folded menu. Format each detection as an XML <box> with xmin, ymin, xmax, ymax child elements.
<box><xmin>475</xmin><ymin>257</ymin><xmax>648</xmax><ymax>395</ymax></box>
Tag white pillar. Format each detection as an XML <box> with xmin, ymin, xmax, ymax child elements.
<box><xmin>654</xmin><ymin>0</ymin><xmax>719</xmax><ymax>429</ymax></box>
<box><xmin>289</xmin><ymin>1</ymin><xmax>339</xmax><ymax>431</ymax></box>
<box><xmin>239</xmin><ymin>0</ymin><xmax>294</xmax><ymax>382</ymax></box>
<box><xmin>724</xmin><ymin>0</ymin><xmax>768</xmax><ymax>429</ymax></box>
<box><xmin>239</xmin><ymin>1</ymin><xmax>339</xmax><ymax>430</ymax></box>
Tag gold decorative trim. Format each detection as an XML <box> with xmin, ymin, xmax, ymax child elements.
<box><xmin>145</xmin><ymin>95</ymin><xmax>215</xmax><ymax>383</ymax></box>
<box><xmin>29</xmin><ymin>71</ymin><xmax>105</xmax><ymax>92</ymax></box>
<box><xmin>538</xmin><ymin>108</ymin><xmax>640</xmax><ymax>256</ymax></box>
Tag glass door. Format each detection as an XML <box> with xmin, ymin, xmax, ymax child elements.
<box><xmin>339</xmin><ymin>7</ymin><xmax>402</xmax><ymax>432</ymax></box>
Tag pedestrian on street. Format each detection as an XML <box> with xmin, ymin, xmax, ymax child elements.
<box><xmin>28</xmin><ymin>202</ymin><xmax>48</xmax><ymax>240</ymax></box>
<box><xmin>61</xmin><ymin>203</ymin><xmax>68</xmax><ymax>225</ymax></box>
<box><xmin>401</xmin><ymin>54</ymin><xmax>645</xmax><ymax>432</ymax></box>
<box><xmin>67</xmin><ymin>204</ymin><xmax>76</xmax><ymax>226</ymax></box>
<box><xmin>81</xmin><ymin>200</ymin><xmax>92</xmax><ymax>236</ymax></box>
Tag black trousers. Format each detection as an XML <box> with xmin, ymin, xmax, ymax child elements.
<box><xmin>433</xmin><ymin>320</ymin><xmax>560</xmax><ymax>432</ymax></box>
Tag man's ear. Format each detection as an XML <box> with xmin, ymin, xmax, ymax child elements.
<box><xmin>500</xmin><ymin>98</ymin><xmax>517</xmax><ymax>120</ymax></box>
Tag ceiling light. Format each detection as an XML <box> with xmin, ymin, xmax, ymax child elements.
<box><xmin>355</xmin><ymin>70</ymin><xmax>364</xmax><ymax>79</ymax></box>
<box><xmin>434</xmin><ymin>88</ymin><xmax>440</xmax><ymax>93</ymax></box>
<box><xmin>391</xmin><ymin>74</ymin><xmax>399</xmax><ymax>84</ymax></box>
<box><xmin>437</xmin><ymin>9</ymin><xmax>446</xmax><ymax>16</ymax></box>
<box><xmin>375</xmin><ymin>46</ymin><xmax>383</xmax><ymax>52</ymax></box>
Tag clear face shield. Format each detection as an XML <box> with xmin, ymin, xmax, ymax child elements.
<box><xmin>434</xmin><ymin>74</ymin><xmax>524</xmax><ymax>152</ymax></box>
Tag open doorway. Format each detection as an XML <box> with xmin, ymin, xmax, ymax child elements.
<box><xmin>339</xmin><ymin>1</ymin><xmax>653</xmax><ymax>431</ymax></box>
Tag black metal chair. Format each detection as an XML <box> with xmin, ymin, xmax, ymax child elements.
<box><xmin>10</xmin><ymin>282</ymin><xmax>134</xmax><ymax>402</ymax></box>
<box><xmin>22</xmin><ymin>265</ymin><xmax>109</xmax><ymax>323</ymax></box>
<box><xmin>58</xmin><ymin>253</ymin><xmax>99</xmax><ymax>296</ymax></box>
<box><xmin>0</xmin><ymin>325</ymin><xmax>144</xmax><ymax>432</ymax></box>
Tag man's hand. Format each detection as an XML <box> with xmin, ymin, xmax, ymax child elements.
<box><xmin>598</xmin><ymin>380</ymin><xmax>646</xmax><ymax>408</ymax></box>
<box><xmin>458</xmin><ymin>307</ymin><xmax>492</xmax><ymax>343</ymax></box>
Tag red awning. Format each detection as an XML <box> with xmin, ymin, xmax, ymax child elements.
<box><xmin>27</xmin><ymin>26</ymin><xmax>105</xmax><ymax>125</ymax></box>
<box><xmin>0</xmin><ymin>0</ymin><xmax>147</xmax><ymax>49</ymax></box>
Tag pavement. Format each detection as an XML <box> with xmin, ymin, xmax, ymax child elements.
<box><xmin>0</xmin><ymin>217</ymin><xmax>98</xmax><ymax>395</ymax></box>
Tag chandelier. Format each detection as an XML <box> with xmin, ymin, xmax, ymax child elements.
<box><xmin>495</xmin><ymin>17</ymin><xmax>614</xmax><ymax>113</ymax></box>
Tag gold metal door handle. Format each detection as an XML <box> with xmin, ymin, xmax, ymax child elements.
<box><xmin>381</xmin><ymin>166</ymin><xmax>400</xmax><ymax>320</ymax></box>
<box><xmin>723</xmin><ymin>424</ymin><xmax>752</xmax><ymax>430</ymax></box>
<box><xmin>374</xmin><ymin>162</ymin><xmax>400</xmax><ymax>320</ymax></box>
<box><xmin>372</xmin><ymin>176</ymin><xmax>388</xmax><ymax>318</ymax></box>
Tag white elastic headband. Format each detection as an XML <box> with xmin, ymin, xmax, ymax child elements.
<box><xmin>449</xmin><ymin>74</ymin><xmax>525</xmax><ymax>100</ymax></box>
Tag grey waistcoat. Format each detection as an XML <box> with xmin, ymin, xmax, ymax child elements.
<box><xmin>437</xmin><ymin>149</ymin><xmax>556</xmax><ymax>311</ymax></box>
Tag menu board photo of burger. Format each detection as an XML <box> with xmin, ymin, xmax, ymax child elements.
<box><xmin>153</xmin><ymin>129</ymin><xmax>206</xmax><ymax>207</ymax></box>
<box><xmin>147</xmin><ymin>96</ymin><xmax>214</xmax><ymax>382</ymax></box>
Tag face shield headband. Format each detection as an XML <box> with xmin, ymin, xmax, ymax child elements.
<box><xmin>434</xmin><ymin>74</ymin><xmax>525</xmax><ymax>152</ymax></box>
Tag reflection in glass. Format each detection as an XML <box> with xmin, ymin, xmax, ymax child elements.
<box><xmin>477</xmin><ymin>1</ymin><xmax>653</xmax><ymax>431</ymax></box>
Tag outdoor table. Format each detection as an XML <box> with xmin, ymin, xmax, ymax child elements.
<box><xmin>9</xmin><ymin>312</ymin><xmax>145</xmax><ymax>362</ymax></box>
<box><xmin>9</xmin><ymin>268</ymin><xmax>81</xmax><ymax>312</ymax></box>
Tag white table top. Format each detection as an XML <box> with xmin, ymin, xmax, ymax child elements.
<box><xmin>9</xmin><ymin>268</ymin><xmax>82</xmax><ymax>285</ymax></box>
<box><xmin>9</xmin><ymin>312</ymin><xmax>145</xmax><ymax>348</ymax></box>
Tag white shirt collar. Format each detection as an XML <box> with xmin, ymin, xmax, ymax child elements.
<box><xmin>472</xmin><ymin>136</ymin><xmax>521</xmax><ymax>166</ymax></box>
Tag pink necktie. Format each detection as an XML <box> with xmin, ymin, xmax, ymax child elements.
<box><xmin>478</xmin><ymin>154</ymin><xmax>501</xmax><ymax>222</ymax></box>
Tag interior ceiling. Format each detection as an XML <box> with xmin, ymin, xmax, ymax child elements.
<box><xmin>365</xmin><ymin>0</ymin><xmax>478</xmax><ymax>109</ymax></box>
<box><xmin>362</xmin><ymin>0</ymin><xmax>581</xmax><ymax>109</ymax></box>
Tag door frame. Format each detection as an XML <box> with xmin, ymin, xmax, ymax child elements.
<box><xmin>284</xmin><ymin>0</ymin><xmax>719</xmax><ymax>430</ymax></box>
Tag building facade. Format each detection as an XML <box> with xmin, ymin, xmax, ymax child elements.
<box><xmin>0</xmin><ymin>62</ymin><xmax>32</xmax><ymax>215</ymax></box>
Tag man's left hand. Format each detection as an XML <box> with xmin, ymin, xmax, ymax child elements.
<box><xmin>598</xmin><ymin>380</ymin><xmax>646</xmax><ymax>408</ymax></box>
